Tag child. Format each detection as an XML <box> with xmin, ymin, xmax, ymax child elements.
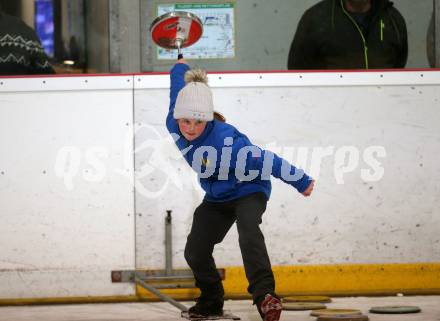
<box><xmin>167</xmin><ymin>59</ymin><xmax>314</xmax><ymax>321</ymax></box>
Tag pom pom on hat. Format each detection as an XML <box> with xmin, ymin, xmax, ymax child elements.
<box><xmin>184</xmin><ymin>69</ymin><xmax>209</xmax><ymax>84</ymax></box>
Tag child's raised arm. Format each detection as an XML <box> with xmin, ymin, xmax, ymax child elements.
<box><xmin>169</xmin><ymin>60</ymin><xmax>190</xmax><ymax>113</ymax></box>
<box><xmin>167</xmin><ymin>60</ymin><xmax>190</xmax><ymax>131</ymax></box>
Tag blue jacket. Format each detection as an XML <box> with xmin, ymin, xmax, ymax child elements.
<box><xmin>168</xmin><ymin>63</ymin><xmax>312</xmax><ymax>202</ymax></box>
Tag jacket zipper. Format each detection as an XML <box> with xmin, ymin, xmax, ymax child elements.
<box><xmin>340</xmin><ymin>0</ymin><xmax>369</xmax><ymax>69</ymax></box>
<box><xmin>380</xmin><ymin>19</ymin><xmax>385</xmax><ymax>41</ymax></box>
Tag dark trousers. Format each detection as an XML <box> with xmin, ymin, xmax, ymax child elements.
<box><xmin>184</xmin><ymin>192</ymin><xmax>275</xmax><ymax>303</ymax></box>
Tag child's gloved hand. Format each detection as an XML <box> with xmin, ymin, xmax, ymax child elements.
<box><xmin>301</xmin><ymin>180</ymin><xmax>315</xmax><ymax>197</ymax></box>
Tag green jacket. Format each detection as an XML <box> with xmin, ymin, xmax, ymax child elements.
<box><xmin>288</xmin><ymin>0</ymin><xmax>408</xmax><ymax>69</ymax></box>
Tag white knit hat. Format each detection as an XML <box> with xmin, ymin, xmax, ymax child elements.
<box><xmin>174</xmin><ymin>69</ymin><xmax>214</xmax><ymax>121</ymax></box>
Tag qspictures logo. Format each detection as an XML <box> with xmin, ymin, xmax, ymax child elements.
<box><xmin>54</xmin><ymin>124</ymin><xmax>386</xmax><ymax>198</ymax></box>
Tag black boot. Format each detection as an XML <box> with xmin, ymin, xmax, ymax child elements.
<box><xmin>188</xmin><ymin>296</ymin><xmax>224</xmax><ymax>317</ymax></box>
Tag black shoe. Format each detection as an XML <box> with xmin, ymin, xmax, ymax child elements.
<box><xmin>188</xmin><ymin>297</ymin><xmax>224</xmax><ymax>317</ymax></box>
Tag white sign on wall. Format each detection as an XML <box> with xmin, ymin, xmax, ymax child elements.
<box><xmin>157</xmin><ymin>3</ymin><xmax>235</xmax><ymax>59</ymax></box>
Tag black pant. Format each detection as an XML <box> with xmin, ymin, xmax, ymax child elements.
<box><xmin>184</xmin><ymin>192</ymin><xmax>275</xmax><ymax>303</ymax></box>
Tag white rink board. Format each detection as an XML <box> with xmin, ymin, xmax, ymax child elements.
<box><xmin>134</xmin><ymin>71</ymin><xmax>440</xmax><ymax>269</ymax></box>
<box><xmin>0</xmin><ymin>71</ymin><xmax>440</xmax><ymax>299</ymax></box>
<box><xmin>0</xmin><ymin>76</ymin><xmax>135</xmax><ymax>298</ymax></box>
